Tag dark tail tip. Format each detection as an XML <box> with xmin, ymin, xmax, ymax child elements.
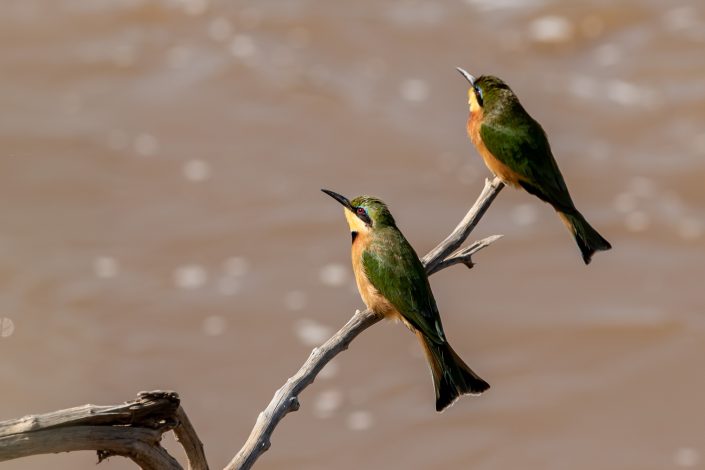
<box><xmin>561</xmin><ymin>211</ymin><xmax>612</xmax><ymax>265</ymax></box>
<box><xmin>576</xmin><ymin>229</ymin><xmax>612</xmax><ymax>265</ymax></box>
<box><xmin>431</xmin><ymin>342</ymin><xmax>490</xmax><ymax>412</ymax></box>
<box><xmin>436</xmin><ymin>372</ymin><xmax>490</xmax><ymax>412</ymax></box>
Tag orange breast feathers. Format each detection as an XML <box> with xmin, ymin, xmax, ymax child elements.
<box><xmin>467</xmin><ymin>108</ymin><xmax>523</xmax><ymax>188</ymax></box>
<box><xmin>348</xmin><ymin>224</ymin><xmax>423</xmax><ymax>331</ymax></box>
<box><xmin>350</xmin><ymin>232</ymin><xmax>396</xmax><ymax>316</ymax></box>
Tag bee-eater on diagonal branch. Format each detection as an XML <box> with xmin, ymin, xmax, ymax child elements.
<box><xmin>457</xmin><ymin>67</ymin><xmax>612</xmax><ymax>264</ymax></box>
<box><xmin>322</xmin><ymin>189</ymin><xmax>489</xmax><ymax>412</ymax></box>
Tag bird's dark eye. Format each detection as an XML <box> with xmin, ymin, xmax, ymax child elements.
<box><xmin>356</xmin><ymin>207</ymin><xmax>366</xmax><ymax>215</ymax></box>
<box><xmin>474</xmin><ymin>86</ymin><xmax>484</xmax><ymax>106</ymax></box>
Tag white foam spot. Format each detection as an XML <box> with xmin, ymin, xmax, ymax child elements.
<box><xmin>624</xmin><ymin>211</ymin><xmax>650</xmax><ymax>232</ymax></box>
<box><xmin>94</xmin><ymin>256</ymin><xmax>119</xmax><ymax>279</ymax></box>
<box><xmin>174</xmin><ymin>265</ymin><xmax>208</xmax><ymax>289</ymax></box>
<box><xmin>230</xmin><ymin>34</ymin><xmax>256</xmax><ymax>59</ymax></box>
<box><xmin>181</xmin><ymin>0</ymin><xmax>208</xmax><ymax>16</ymax></box>
<box><xmin>674</xmin><ymin>447</ymin><xmax>700</xmax><ymax>467</ymax></box>
<box><xmin>284</xmin><ymin>290</ymin><xmax>307</xmax><ymax>311</ymax></box>
<box><xmin>346</xmin><ymin>410</ymin><xmax>373</xmax><ymax>431</ymax></box>
<box><xmin>1</xmin><ymin>317</ymin><xmax>15</xmax><ymax>338</ymax></box>
<box><xmin>319</xmin><ymin>263</ymin><xmax>348</xmax><ymax>287</ymax></box>
<box><xmin>464</xmin><ymin>0</ymin><xmax>538</xmax><ymax>12</ymax></box>
<box><xmin>614</xmin><ymin>192</ymin><xmax>637</xmax><ymax>213</ymax></box>
<box><xmin>295</xmin><ymin>318</ymin><xmax>332</xmax><ymax>346</ymax></box>
<box><xmin>203</xmin><ymin>315</ymin><xmax>226</xmax><ymax>336</ymax></box>
<box><xmin>677</xmin><ymin>217</ymin><xmax>704</xmax><ymax>240</ymax></box>
<box><xmin>606</xmin><ymin>80</ymin><xmax>643</xmax><ymax>107</ymax></box>
<box><xmin>223</xmin><ymin>257</ymin><xmax>249</xmax><ymax>277</ymax></box>
<box><xmin>313</xmin><ymin>389</ymin><xmax>342</xmax><ymax>418</ymax></box>
<box><xmin>208</xmin><ymin>17</ymin><xmax>232</xmax><ymax>42</ymax></box>
<box><xmin>400</xmin><ymin>78</ymin><xmax>429</xmax><ymax>103</ymax></box>
<box><xmin>528</xmin><ymin>15</ymin><xmax>574</xmax><ymax>43</ymax></box>
<box><xmin>511</xmin><ymin>203</ymin><xmax>538</xmax><ymax>226</ymax></box>
<box><xmin>134</xmin><ymin>133</ymin><xmax>159</xmax><ymax>157</ymax></box>
<box><xmin>183</xmin><ymin>159</ymin><xmax>211</xmax><ymax>182</ymax></box>
<box><xmin>664</xmin><ymin>7</ymin><xmax>698</xmax><ymax>31</ymax></box>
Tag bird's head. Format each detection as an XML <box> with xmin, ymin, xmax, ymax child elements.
<box><xmin>457</xmin><ymin>68</ymin><xmax>514</xmax><ymax>115</ymax></box>
<box><xmin>322</xmin><ymin>190</ymin><xmax>396</xmax><ymax>236</ymax></box>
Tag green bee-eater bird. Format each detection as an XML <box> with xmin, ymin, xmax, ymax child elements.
<box><xmin>457</xmin><ymin>68</ymin><xmax>612</xmax><ymax>264</ymax></box>
<box><xmin>322</xmin><ymin>189</ymin><xmax>489</xmax><ymax>411</ymax></box>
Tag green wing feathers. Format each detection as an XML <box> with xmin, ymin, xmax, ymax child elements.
<box><xmin>480</xmin><ymin>110</ymin><xmax>613</xmax><ymax>264</ymax></box>
<box><xmin>361</xmin><ymin>227</ymin><xmax>490</xmax><ymax>410</ymax></box>
<box><xmin>361</xmin><ymin>229</ymin><xmax>445</xmax><ymax>345</ymax></box>
<box><xmin>480</xmin><ymin>118</ymin><xmax>575</xmax><ymax>212</ymax></box>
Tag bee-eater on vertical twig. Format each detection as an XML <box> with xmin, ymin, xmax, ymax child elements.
<box><xmin>457</xmin><ymin>68</ymin><xmax>612</xmax><ymax>264</ymax></box>
<box><xmin>322</xmin><ymin>189</ymin><xmax>489</xmax><ymax>412</ymax></box>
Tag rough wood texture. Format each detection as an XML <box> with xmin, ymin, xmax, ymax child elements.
<box><xmin>0</xmin><ymin>177</ymin><xmax>504</xmax><ymax>470</ymax></box>
<box><xmin>174</xmin><ymin>406</ymin><xmax>210</xmax><ymax>470</ymax></box>
<box><xmin>0</xmin><ymin>391</ymin><xmax>205</xmax><ymax>470</ymax></box>
<box><xmin>226</xmin><ymin>177</ymin><xmax>504</xmax><ymax>470</ymax></box>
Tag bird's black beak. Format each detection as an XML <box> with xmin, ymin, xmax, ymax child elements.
<box><xmin>456</xmin><ymin>67</ymin><xmax>476</xmax><ymax>86</ymax></box>
<box><xmin>321</xmin><ymin>189</ymin><xmax>355</xmax><ymax>212</ymax></box>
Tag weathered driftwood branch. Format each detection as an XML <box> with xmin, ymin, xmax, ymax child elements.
<box><xmin>226</xmin><ymin>177</ymin><xmax>505</xmax><ymax>470</ymax></box>
<box><xmin>0</xmin><ymin>177</ymin><xmax>504</xmax><ymax>470</ymax></box>
<box><xmin>0</xmin><ymin>390</ymin><xmax>207</xmax><ymax>470</ymax></box>
<box><xmin>174</xmin><ymin>405</ymin><xmax>209</xmax><ymax>470</ymax></box>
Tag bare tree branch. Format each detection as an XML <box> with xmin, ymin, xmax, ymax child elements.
<box><xmin>174</xmin><ymin>406</ymin><xmax>210</xmax><ymax>470</ymax></box>
<box><xmin>226</xmin><ymin>307</ymin><xmax>383</xmax><ymax>470</ymax></box>
<box><xmin>427</xmin><ymin>234</ymin><xmax>503</xmax><ymax>275</ymax></box>
<box><xmin>226</xmin><ymin>177</ymin><xmax>505</xmax><ymax>470</ymax></box>
<box><xmin>0</xmin><ymin>391</ymin><xmax>183</xmax><ymax>469</ymax></box>
<box><xmin>422</xmin><ymin>177</ymin><xmax>505</xmax><ymax>271</ymax></box>
<box><xmin>0</xmin><ymin>177</ymin><xmax>504</xmax><ymax>470</ymax></box>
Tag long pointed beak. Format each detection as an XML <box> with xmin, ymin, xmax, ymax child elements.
<box><xmin>321</xmin><ymin>189</ymin><xmax>355</xmax><ymax>212</ymax></box>
<box><xmin>456</xmin><ymin>67</ymin><xmax>476</xmax><ymax>86</ymax></box>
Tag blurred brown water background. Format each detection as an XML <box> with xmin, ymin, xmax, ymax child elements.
<box><xmin>1</xmin><ymin>0</ymin><xmax>704</xmax><ymax>469</ymax></box>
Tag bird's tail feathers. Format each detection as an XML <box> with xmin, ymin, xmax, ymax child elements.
<box><xmin>558</xmin><ymin>210</ymin><xmax>612</xmax><ymax>265</ymax></box>
<box><xmin>418</xmin><ymin>334</ymin><xmax>489</xmax><ymax>412</ymax></box>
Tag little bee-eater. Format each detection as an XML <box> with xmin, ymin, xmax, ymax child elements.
<box><xmin>457</xmin><ymin>68</ymin><xmax>612</xmax><ymax>264</ymax></box>
<box><xmin>322</xmin><ymin>189</ymin><xmax>489</xmax><ymax>411</ymax></box>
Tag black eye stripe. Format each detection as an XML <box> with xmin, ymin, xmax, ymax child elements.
<box><xmin>354</xmin><ymin>207</ymin><xmax>372</xmax><ymax>225</ymax></box>
<box><xmin>474</xmin><ymin>87</ymin><xmax>483</xmax><ymax>106</ymax></box>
